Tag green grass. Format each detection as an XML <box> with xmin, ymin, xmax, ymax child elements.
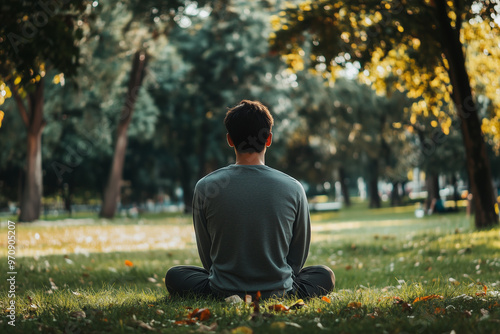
<box><xmin>1</xmin><ymin>203</ymin><xmax>499</xmax><ymax>333</ymax></box>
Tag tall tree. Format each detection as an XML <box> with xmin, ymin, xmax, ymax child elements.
<box><xmin>150</xmin><ymin>0</ymin><xmax>290</xmax><ymax>211</ymax></box>
<box><xmin>100</xmin><ymin>50</ymin><xmax>148</xmax><ymax>217</ymax></box>
<box><xmin>271</xmin><ymin>0</ymin><xmax>499</xmax><ymax>227</ymax></box>
<box><xmin>92</xmin><ymin>0</ymin><xmax>196</xmax><ymax>218</ymax></box>
<box><xmin>0</xmin><ymin>0</ymin><xmax>91</xmax><ymax>221</ymax></box>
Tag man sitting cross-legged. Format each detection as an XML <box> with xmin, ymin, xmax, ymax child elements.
<box><xmin>165</xmin><ymin>100</ymin><xmax>335</xmax><ymax>299</ymax></box>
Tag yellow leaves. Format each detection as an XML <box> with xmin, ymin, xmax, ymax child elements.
<box><xmin>0</xmin><ymin>110</ymin><xmax>4</xmax><ymax>128</ymax></box>
<box><xmin>298</xmin><ymin>1</ymin><xmax>312</xmax><ymax>11</ymax></box>
<box><xmin>340</xmin><ymin>32</ymin><xmax>350</xmax><ymax>43</ymax></box>
<box><xmin>124</xmin><ymin>260</ymin><xmax>134</xmax><ymax>267</ymax></box>
<box><xmin>53</xmin><ymin>73</ymin><xmax>65</xmax><ymax>86</ymax></box>
<box><xmin>412</xmin><ymin>38</ymin><xmax>421</xmax><ymax>49</ymax></box>
<box><xmin>321</xmin><ymin>296</ymin><xmax>331</xmax><ymax>303</ymax></box>
<box><xmin>270</xmin><ymin>15</ymin><xmax>281</xmax><ymax>31</ymax></box>
<box><xmin>283</xmin><ymin>53</ymin><xmax>305</xmax><ymax>72</ymax></box>
<box><xmin>0</xmin><ymin>83</ymin><xmax>12</xmax><ymax>105</ymax></box>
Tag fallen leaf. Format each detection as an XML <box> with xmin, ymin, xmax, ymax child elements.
<box><xmin>147</xmin><ymin>277</ymin><xmax>157</xmax><ymax>283</ymax></box>
<box><xmin>136</xmin><ymin>320</ymin><xmax>155</xmax><ymax>331</ymax></box>
<box><xmin>175</xmin><ymin>319</ymin><xmax>197</xmax><ymax>325</ymax></box>
<box><xmin>197</xmin><ymin>322</ymin><xmax>218</xmax><ymax>332</ymax></box>
<box><xmin>413</xmin><ymin>295</ymin><xmax>444</xmax><ymax>303</ymax></box>
<box><xmin>345</xmin><ymin>265</ymin><xmax>353</xmax><ymax>270</ymax></box>
<box><xmin>125</xmin><ymin>260</ymin><xmax>134</xmax><ymax>267</ymax></box>
<box><xmin>347</xmin><ymin>302</ymin><xmax>362</xmax><ymax>309</ymax></box>
<box><xmin>393</xmin><ymin>298</ymin><xmax>412</xmax><ymax>312</ymax></box>
<box><xmin>476</xmin><ymin>284</ymin><xmax>487</xmax><ymax>296</ymax></box>
<box><xmin>189</xmin><ymin>308</ymin><xmax>211</xmax><ymax>321</ymax></box>
<box><xmin>225</xmin><ymin>295</ymin><xmax>243</xmax><ymax>304</ymax></box>
<box><xmin>480</xmin><ymin>308</ymin><xmax>489</xmax><ymax>320</ymax></box>
<box><xmin>156</xmin><ymin>309</ymin><xmax>164</xmax><ymax>315</ymax></box>
<box><xmin>231</xmin><ymin>326</ymin><xmax>253</xmax><ymax>334</ymax></box>
<box><xmin>268</xmin><ymin>304</ymin><xmax>289</xmax><ymax>312</ymax></box>
<box><xmin>401</xmin><ymin>303</ymin><xmax>413</xmax><ymax>312</ymax></box>
<box><xmin>70</xmin><ymin>310</ymin><xmax>86</xmax><ymax>319</ymax></box>
<box><xmin>284</xmin><ymin>321</ymin><xmax>302</xmax><ymax>328</ymax></box>
<box><xmin>321</xmin><ymin>296</ymin><xmax>331</xmax><ymax>303</ymax></box>
<box><xmin>449</xmin><ymin>277</ymin><xmax>460</xmax><ymax>286</ymax></box>
<box><xmin>434</xmin><ymin>307</ymin><xmax>446</xmax><ymax>315</ymax></box>
<box><xmin>49</xmin><ymin>278</ymin><xmax>58</xmax><ymax>290</ymax></box>
<box><xmin>289</xmin><ymin>299</ymin><xmax>306</xmax><ymax>310</ymax></box>
<box><xmin>489</xmin><ymin>302</ymin><xmax>500</xmax><ymax>309</ymax></box>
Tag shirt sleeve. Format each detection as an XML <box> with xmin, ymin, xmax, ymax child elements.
<box><xmin>286</xmin><ymin>185</ymin><xmax>311</xmax><ymax>276</ymax></box>
<box><xmin>192</xmin><ymin>182</ymin><xmax>213</xmax><ymax>271</ymax></box>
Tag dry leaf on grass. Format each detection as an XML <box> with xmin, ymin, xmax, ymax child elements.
<box><xmin>347</xmin><ymin>302</ymin><xmax>362</xmax><ymax>309</ymax></box>
<box><xmin>136</xmin><ymin>320</ymin><xmax>155</xmax><ymax>331</ymax></box>
<box><xmin>289</xmin><ymin>299</ymin><xmax>306</xmax><ymax>310</ymax></box>
<box><xmin>412</xmin><ymin>294</ymin><xmax>444</xmax><ymax>303</ymax></box>
<box><xmin>225</xmin><ymin>295</ymin><xmax>243</xmax><ymax>304</ymax></box>
<box><xmin>189</xmin><ymin>308</ymin><xmax>211</xmax><ymax>321</ymax></box>
<box><xmin>197</xmin><ymin>322</ymin><xmax>218</xmax><ymax>332</ymax></box>
<box><xmin>268</xmin><ymin>304</ymin><xmax>289</xmax><ymax>312</ymax></box>
<box><xmin>69</xmin><ymin>310</ymin><xmax>86</xmax><ymax>319</ymax></box>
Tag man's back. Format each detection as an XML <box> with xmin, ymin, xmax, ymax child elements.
<box><xmin>193</xmin><ymin>164</ymin><xmax>310</xmax><ymax>295</ymax></box>
<box><xmin>165</xmin><ymin>100</ymin><xmax>334</xmax><ymax>299</ymax></box>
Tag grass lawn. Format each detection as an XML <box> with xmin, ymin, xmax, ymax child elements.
<box><xmin>1</xmin><ymin>203</ymin><xmax>499</xmax><ymax>333</ymax></box>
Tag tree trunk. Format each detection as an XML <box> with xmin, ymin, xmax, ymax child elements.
<box><xmin>425</xmin><ymin>173</ymin><xmax>440</xmax><ymax>212</ymax></box>
<box><xmin>368</xmin><ymin>158</ymin><xmax>381</xmax><ymax>208</ymax></box>
<box><xmin>338</xmin><ymin>166</ymin><xmax>351</xmax><ymax>206</ymax></box>
<box><xmin>13</xmin><ymin>79</ymin><xmax>45</xmax><ymax>222</ymax></box>
<box><xmin>390</xmin><ymin>181</ymin><xmax>401</xmax><ymax>207</ymax></box>
<box><xmin>435</xmin><ymin>1</ymin><xmax>498</xmax><ymax>227</ymax></box>
<box><xmin>100</xmin><ymin>50</ymin><xmax>148</xmax><ymax>219</ymax></box>
<box><xmin>451</xmin><ymin>174</ymin><xmax>459</xmax><ymax>210</ymax></box>
<box><xmin>179</xmin><ymin>155</ymin><xmax>194</xmax><ymax>214</ymax></box>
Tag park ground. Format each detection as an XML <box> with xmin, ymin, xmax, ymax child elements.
<box><xmin>1</xmin><ymin>202</ymin><xmax>499</xmax><ymax>333</ymax></box>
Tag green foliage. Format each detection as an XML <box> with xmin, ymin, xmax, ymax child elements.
<box><xmin>0</xmin><ymin>0</ymin><xmax>90</xmax><ymax>84</ymax></box>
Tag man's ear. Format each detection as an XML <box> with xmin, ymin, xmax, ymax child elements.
<box><xmin>266</xmin><ymin>132</ymin><xmax>273</xmax><ymax>147</ymax></box>
<box><xmin>227</xmin><ymin>133</ymin><xmax>235</xmax><ymax>147</ymax></box>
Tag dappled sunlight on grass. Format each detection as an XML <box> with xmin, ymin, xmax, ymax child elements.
<box><xmin>0</xmin><ymin>218</ymin><xmax>196</xmax><ymax>257</ymax></box>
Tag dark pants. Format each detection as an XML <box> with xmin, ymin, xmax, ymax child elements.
<box><xmin>165</xmin><ymin>265</ymin><xmax>335</xmax><ymax>299</ymax></box>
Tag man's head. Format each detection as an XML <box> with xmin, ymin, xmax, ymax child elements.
<box><xmin>224</xmin><ymin>100</ymin><xmax>274</xmax><ymax>153</ymax></box>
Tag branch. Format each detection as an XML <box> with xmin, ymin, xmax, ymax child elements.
<box><xmin>8</xmin><ymin>82</ymin><xmax>29</xmax><ymax>128</ymax></box>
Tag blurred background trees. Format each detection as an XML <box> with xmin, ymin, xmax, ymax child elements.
<box><xmin>0</xmin><ymin>0</ymin><xmax>499</xmax><ymax>227</ymax></box>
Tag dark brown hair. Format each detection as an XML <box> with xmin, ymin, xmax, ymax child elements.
<box><xmin>224</xmin><ymin>100</ymin><xmax>274</xmax><ymax>153</ymax></box>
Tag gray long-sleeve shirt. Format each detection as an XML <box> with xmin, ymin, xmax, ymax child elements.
<box><xmin>192</xmin><ymin>164</ymin><xmax>311</xmax><ymax>294</ymax></box>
